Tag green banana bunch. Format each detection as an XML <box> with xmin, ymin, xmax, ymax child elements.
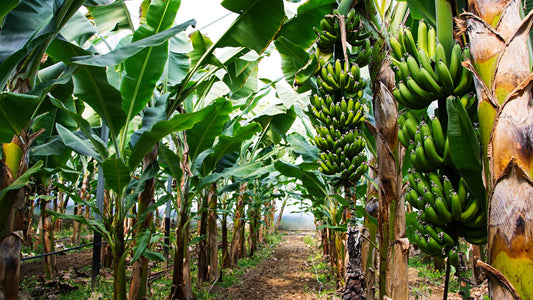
<box><xmin>315</xmin><ymin>9</ymin><xmax>371</xmax><ymax>53</ymax></box>
<box><xmin>411</xmin><ymin>217</ymin><xmax>456</xmax><ymax>257</ymax></box>
<box><xmin>406</xmin><ymin>171</ymin><xmax>487</xmax><ymax>246</ymax></box>
<box><xmin>391</xmin><ymin>21</ymin><xmax>474</xmax><ymax>110</ymax></box>
<box><xmin>398</xmin><ymin>111</ymin><xmax>451</xmax><ymax>171</ymax></box>
<box><xmin>316</xmin><ymin>133</ymin><xmax>367</xmax><ymax>183</ymax></box>
<box><xmin>311</xmin><ymin>8</ymin><xmax>371</xmax><ymax>184</ymax></box>
<box><xmin>317</xmin><ymin>59</ymin><xmax>367</xmax><ymax>96</ymax></box>
<box><xmin>349</xmin><ymin>39</ymin><xmax>371</xmax><ymax>67</ymax></box>
<box><xmin>311</xmin><ymin>93</ymin><xmax>367</xmax><ymax>183</ymax></box>
<box><xmin>310</xmin><ymin>95</ymin><xmax>366</xmax><ymax>129</ymax></box>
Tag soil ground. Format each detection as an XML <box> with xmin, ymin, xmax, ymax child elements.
<box><xmin>210</xmin><ymin>232</ymin><xmax>333</xmax><ymax>299</ymax></box>
<box><xmin>20</xmin><ymin>232</ymin><xmax>488</xmax><ymax>299</ymax></box>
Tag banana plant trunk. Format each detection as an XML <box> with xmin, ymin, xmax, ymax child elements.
<box><xmin>170</xmin><ymin>182</ymin><xmax>193</xmax><ymax>300</ymax></box>
<box><xmin>0</xmin><ymin>135</ymin><xmax>31</xmax><ymax>300</ymax></box>
<box><xmin>206</xmin><ymin>182</ymin><xmax>219</xmax><ymax>281</ymax></box>
<box><xmin>369</xmin><ymin>60</ymin><xmax>408</xmax><ymax>299</ymax></box>
<box><xmin>171</xmin><ymin>135</ymin><xmax>193</xmax><ymax>300</ymax></box>
<box><xmin>466</xmin><ymin>0</ymin><xmax>533</xmax><ymax>298</ymax></box>
<box><xmin>128</xmin><ymin>146</ymin><xmax>157</xmax><ymax>300</ymax></box>
<box><xmin>229</xmin><ymin>183</ymin><xmax>247</xmax><ymax>266</ymax></box>
<box><xmin>72</xmin><ymin>169</ymin><xmax>90</xmax><ymax>245</ymax></box>
<box><xmin>40</xmin><ymin>191</ymin><xmax>56</xmax><ymax>279</ymax></box>
<box><xmin>221</xmin><ymin>209</ymin><xmax>230</xmax><ymax>268</ymax></box>
<box><xmin>197</xmin><ymin>192</ymin><xmax>208</xmax><ymax>282</ymax></box>
<box><xmin>274</xmin><ymin>196</ymin><xmax>288</xmax><ymax>232</ymax></box>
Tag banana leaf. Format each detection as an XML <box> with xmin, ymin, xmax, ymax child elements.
<box><xmin>198</xmin><ymin>122</ymin><xmax>262</xmax><ymax>176</ymax></box>
<box><xmin>0</xmin><ymin>161</ymin><xmax>42</xmax><ymax>201</ymax></box>
<box><xmin>0</xmin><ymin>0</ymin><xmax>19</xmax><ymax>20</ymax></box>
<box><xmin>0</xmin><ymin>92</ymin><xmax>40</xmax><ymax>143</ymax></box>
<box><xmin>275</xmin><ymin>37</ymin><xmax>310</xmax><ymax>88</ymax></box>
<box><xmin>128</xmin><ymin>106</ymin><xmax>213</xmax><ymax>169</ymax></box>
<box><xmin>129</xmin><ymin>93</ymin><xmax>168</xmax><ymax>148</ymax></box>
<box><xmin>119</xmin><ymin>0</ymin><xmax>184</xmax><ymax>134</ymax></box>
<box><xmin>405</xmin><ymin>0</ymin><xmax>436</xmax><ymax>26</ymax></box>
<box><xmin>47</xmin><ymin>39</ymin><xmax>126</xmax><ymax>137</ymax></box>
<box><xmin>189</xmin><ymin>31</ymin><xmax>222</xmax><ymax>69</ymax></box>
<box><xmin>186</xmin><ymin>98</ymin><xmax>232</xmax><ymax>162</ymax></box>
<box><xmin>158</xmin><ymin>142</ymin><xmax>182</xmax><ymax>182</ymax></box>
<box><xmin>287</xmin><ymin>132</ymin><xmax>319</xmax><ymax>162</ymax></box>
<box><xmin>274</xmin><ymin>161</ymin><xmax>326</xmax><ymax>199</ymax></box>
<box><xmin>102</xmin><ymin>156</ymin><xmax>130</xmax><ymax>196</ymax></box>
<box><xmin>59</xmin><ymin>11</ymin><xmax>96</xmax><ymax>46</ymax></box>
<box><xmin>167</xmin><ymin>34</ymin><xmax>193</xmax><ymax>86</ymax></box>
<box><xmin>0</xmin><ymin>0</ymin><xmax>56</xmax><ymax>61</ymax></box>
<box><xmin>446</xmin><ymin>96</ymin><xmax>486</xmax><ymax>204</ymax></box>
<box><xmin>276</xmin><ymin>0</ymin><xmax>337</xmax><ymax>48</ymax></box>
<box><xmin>255</xmin><ymin>106</ymin><xmax>297</xmax><ymax>146</ymax></box>
<box><xmin>50</xmin><ymin>98</ymin><xmax>108</xmax><ymax>160</ymax></box>
<box><xmin>56</xmin><ymin>123</ymin><xmax>103</xmax><ymax>162</ymax></box>
<box><xmin>217</xmin><ymin>0</ymin><xmax>285</xmax><ymax>54</ymax></box>
<box><xmin>0</xmin><ymin>0</ymin><xmax>86</xmax><ymax>89</ymax></box>
<box><xmin>87</xmin><ymin>0</ymin><xmax>132</xmax><ymax>33</ymax></box>
<box><xmin>199</xmin><ymin>162</ymin><xmax>275</xmax><ymax>188</ymax></box>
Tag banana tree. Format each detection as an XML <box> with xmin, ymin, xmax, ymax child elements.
<box><xmin>464</xmin><ymin>0</ymin><xmax>533</xmax><ymax>298</ymax></box>
<box><xmin>0</xmin><ymin>0</ymin><xmax>93</xmax><ymax>297</ymax></box>
<box><xmin>40</xmin><ymin>2</ymin><xmax>204</xmax><ymax>299</ymax></box>
<box><xmin>274</xmin><ymin>0</ymin><xmax>409</xmax><ymax>297</ymax></box>
<box><xmin>274</xmin><ymin>131</ymin><xmax>353</xmax><ymax>284</ymax></box>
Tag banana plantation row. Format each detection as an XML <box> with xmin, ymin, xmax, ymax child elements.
<box><xmin>1</xmin><ymin>0</ymin><xmax>532</xmax><ymax>299</ymax></box>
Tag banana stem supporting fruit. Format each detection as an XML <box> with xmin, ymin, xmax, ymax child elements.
<box><xmin>443</xmin><ymin>257</ymin><xmax>451</xmax><ymax>300</ymax></box>
<box><xmin>437</xmin><ymin>97</ymin><xmax>448</xmax><ymax>137</ymax></box>
<box><xmin>435</xmin><ymin>0</ymin><xmax>454</xmax><ymax>63</ymax></box>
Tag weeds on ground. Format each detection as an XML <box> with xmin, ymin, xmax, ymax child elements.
<box><xmin>409</xmin><ymin>255</ymin><xmax>460</xmax><ymax>298</ymax></box>
<box><xmin>304</xmin><ymin>234</ymin><xmax>338</xmax><ymax>298</ymax></box>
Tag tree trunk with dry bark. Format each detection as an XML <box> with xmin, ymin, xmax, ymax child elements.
<box><xmin>229</xmin><ymin>183</ymin><xmax>247</xmax><ymax>266</ymax></box>
<box><xmin>465</xmin><ymin>0</ymin><xmax>533</xmax><ymax>297</ymax></box>
<box><xmin>0</xmin><ymin>133</ymin><xmax>34</xmax><ymax>300</ymax></box>
<box><xmin>128</xmin><ymin>146</ymin><xmax>157</xmax><ymax>300</ymax></box>
<box><xmin>206</xmin><ymin>182</ymin><xmax>219</xmax><ymax>281</ymax></box>
<box><xmin>369</xmin><ymin>59</ymin><xmax>408</xmax><ymax>299</ymax></box>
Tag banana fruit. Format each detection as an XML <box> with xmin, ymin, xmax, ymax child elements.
<box><xmin>406</xmin><ymin>170</ymin><xmax>487</xmax><ymax>253</ymax></box>
<box><xmin>398</xmin><ymin>110</ymin><xmax>451</xmax><ymax>171</ymax></box>
<box><xmin>390</xmin><ymin>21</ymin><xmax>474</xmax><ymax>109</ymax></box>
<box><xmin>315</xmin><ymin>9</ymin><xmax>371</xmax><ymax>67</ymax></box>
<box><xmin>310</xmin><ymin>8</ymin><xmax>373</xmax><ymax>185</ymax></box>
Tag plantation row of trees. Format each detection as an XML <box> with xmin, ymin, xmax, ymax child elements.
<box><xmin>1</xmin><ymin>0</ymin><xmax>532</xmax><ymax>299</ymax></box>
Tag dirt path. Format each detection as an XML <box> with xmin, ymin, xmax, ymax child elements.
<box><xmin>20</xmin><ymin>249</ymin><xmax>93</xmax><ymax>281</ymax></box>
<box><xmin>211</xmin><ymin>232</ymin><xmax>335</xmax><ymax>300</ymax></box>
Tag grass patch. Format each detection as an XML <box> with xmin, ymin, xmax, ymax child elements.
<box><xmin>304</xmin><ymin>234</ymin><xmax>337</xmax><ymax>297</ymax></box>
<box><xmin>408</xmin><ymin>255</ymin><xmax>460</xmax><ymax>295</ymax></box>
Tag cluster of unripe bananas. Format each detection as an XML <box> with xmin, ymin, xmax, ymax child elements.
<box><xmin>311</xmin><ymin>9</ymin><xmax>369</xmax><ymax>184</ymax></box>
<box><xmin>315</xmin><ymin>9</ymin><xmax>372</xmax><ymax>52</ymax></box>
<box><xmin>407</xmin><ymin>171</ymin><xmax>487</xmax><ymax>248</ymax></box>
<box><xmin>400</xmin><ymin>109</ymin><xmax>486</xmax><ymax>256</ymax></box>
<box><xmin>317</xmin><ymin>59</ymin><xmax>367</xmax><ymax>95</ymax></box>
<box><xmin>398</xmin><ymin>110</ymin><xmax>451</xmax><ymax>172</ymax></box>
<box><xmin>391</xmin><ymin>21</ymin><xmax>473</xmax><ymax>109</ymax></box>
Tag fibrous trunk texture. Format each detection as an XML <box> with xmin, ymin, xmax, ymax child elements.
<box><xmin>466</xmin><ymin>0</ymin><xmax>533</xmax><ymax>298</ymax></box>
<box><xmin>344</xmin><ymin>227</ymin><xmax>367</xmax><ymax>299</ymax></box>
<box><xmin>370</xmin><ymin>60</ymin><xmax>408</xmax><ymax>299</ymax></box>
<box><xmin>0</xmin><ymin>135</ymin><xmax>29</xmax><ymax>300</ymax></box>
<box><xmin>206</xmin><ymin>182</ymin><xmax>219</xmax><ymax>281</ymax></box>
<box><xmin>171</xmin><ymin>133</ymin><xmax>193</xmax><ymax>300</ymax></box>
<box><xmin>128</xmin><ymin>146</ymin><xmax>157</xmax><ymax>300</ymax></box>
<box><xmin>197</xmin><ymin>193</ymin><xmax>208</xmax><ymax>282</ymax></box>
<box><xmin>229</xmin><ymin>183</ymin><xmax>247</xmax><ymax>266</ymax></box>
<box><xmin>274</xmin><ymin>197</ymin><xmax>288</xmax><ymax>232</ymax></box>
